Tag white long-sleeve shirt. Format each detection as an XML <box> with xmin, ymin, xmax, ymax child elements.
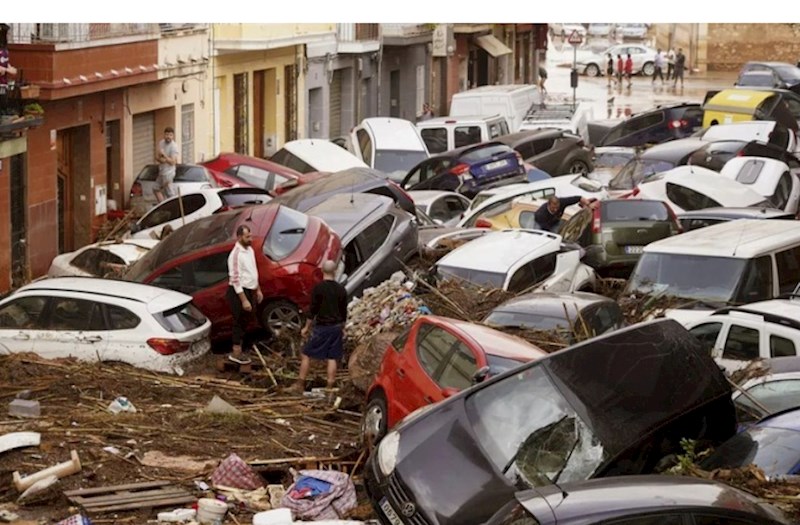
<box><xmin>228</xmin><ymin>243</ymin><xmax>259</xmax><ymax>294</ymax></box>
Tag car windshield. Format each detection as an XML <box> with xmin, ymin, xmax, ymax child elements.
<box><xmin>602</xmin><ymin>200</ymin><xmax>669</xmax><ymax>222</ymax></box>
<box><xmin>466</xmin><ymin>365</ymin><xmax>606</xmax><ymax>487</ymax></box>
<box><xmin>609</xmin><ymin>159</ymin><xmax>675</xmax><ymax>190</ymax></box>
<box><xmin>700</xmin><ymin>426</ymin><xmax>800</xmax><ymax>477</ymax></box>
<box><xmin>625</xmin><ymin>253</ymin><xmax>750</xmax><ymax>304</ymax></box>
<box><xmin>263</xmin><ymin>206</ymin><xmax>309</xmax><ymax>261</ymax></box>
<box><xmin>594</xmin><ymin>151</ymin><xmax>635</xmax><ymax>171</ymax></box>
<box><xmin>739</xmin><ymin>73</ymin><xmax>776</xmax><ymax>87</ymax></box>
<box><xmin>374</xmin><ymin>150</ymin><xmax>428</xmax><ymax>180</ymax></box>
<box><xmin>485</xmin><ymin>311</ymin><xmax>570</xmax><ymax>331</ymax></box>
<box><xmin>775</xmin><ymin>65</ymin><xmax>800</xmax><ymax>83</ymax></box>
<box><xmin>437</xmin><ymin>265</ymin><xmax>506</xmax><ymax>288</ymax></box>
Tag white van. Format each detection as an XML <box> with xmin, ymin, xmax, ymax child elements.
<box><xmin>448</xmin><ymin>84</ymin><xmax>540</xmax><ymax>132</ymax></box>
<box><xmin>416</xmin><ymin>115</ymin><xmax>510</xmax><ymax>154</ymax></box>
<box><xmin>349</xmin><ymin>118</ymin><xmax>430</xmax><ymax>181</ymax></box>
<box><xmin>519</xmin><ymin>102</ymin><xmax>595</xmax><ymax>144</ymax></box>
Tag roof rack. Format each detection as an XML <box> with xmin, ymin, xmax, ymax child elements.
<box><xmin>714</xmin><ymin>305</ymin><xmax>800</xmax><ymax>332</ymax></box>
<box><xmin>523</xmin><ymin>103</ymin><xmax>576</xmax><ymax>121</ymax></box>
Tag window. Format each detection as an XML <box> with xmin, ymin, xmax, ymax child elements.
<box><xmin>71</xmin><ymin>249</ymin><xmax>126</xmax><ymax>277</ymax></box>
<box><xmin>263</xmin><ymin>207</ymin><xmax>309</xmax><ymax>261</ymax></box>
<box><xmin>391</xmin><ymin>326</ymin><xmax>413</xmax><ymax>353</ymax></box>
<box><xmin>518</xmin><ymin>210</ymin><xmax>537</xmax><ymax>229</ymax></box>
<box><xmin>139</xmin><ymin>194</ymin><xmax>207</xmax><ymax>229</ymax></box>
<box><xmin>740</xmin><ymin>379</ymin><xmax>800</xmax><ymax>416</ymax></box>
<box><xmin>0</xmin><ymin>297</ymin><xmax>46</xmax><ymax>329</ymax></box>
<box><xmin>461</xmin><ymin>144</ymin><xmax>512</xmax><ymax>162</ymax></box>
<box><xmin>153</xmin><ymin>302</ymin><xmax>207</xmax><ymax>333</ymax></box>
<box><xmin>233</xmin><ymin>165</ymin><xmax>271</xmax><ymax>189</ymax></box>
<box><xmin>607</xmin><ymin>515</ymin><xmax>683</xmax><ymax>525</ymax></box>
<box><xmin>689</xmin><ymin>323</ymin><xmax>723</xmax><ymax>353</ymax></box>
<box><xmin>532</xmin><ymin>252</ymin><xmax>557</xmax><ymax>283</ymax></box>
<box><xmin>356</xmin><ymin>216</ymin><xmax>393</xmax><ymax>255</ymax></box>
<box><xmin>723</xmin><ymin>324</ymin><xmax>761</xmax><ymax>361</ymax></box>
<box><xmin>776</xmin><ymin>246</ymin><xmax>800</xmax><ymax>295</ymax></box>
<box><xmin>420</xmin><ymin>128</ymin><xmax>448</xmax><ymax>154</ymax></box>
<box><xmin>343</xmin><ymin>240</ymin><xmax>363</xmax><ymax>276</ymax></box>
<box><xmin>429</xmin><ymin>196</ymin><xmax>468</xmax><ymax>223</ymax></box>
<box><xmin>622</xmin><ymin>112</ymin><xmax>664</xmax><ymax>135</ymax></box>
<box><xmin>488</xmin><ymin>123</ymin><xmax>503</xmax><ymax>139</ymax></box>
<box><xmin>532</xmin><ymin>138</ymin><xmax>556</xmax><ymax>154</ymax></box>
<box><xmin>665</xmin><ymin>183</ymin><xmax>721</xmax><ymax>212</ymax></box>
<box><xmin>270</xmin><ymin>149</ymin><xmax>315</xmax><ymax>174</ymax></box>
<box><xmin>46</xmin><ymin>297</ymin><xmax>105</xmax><ymax>331</ymax></box>
<box><xmin>693</xmin><ymin>515</ymin><xmax>760</xmax><ymax>525</ymax></box>
<box><xmin>438</xmin><ymin>343</ymin><xmax>478</xmax><ymax>390</ymax></box>
<box><xmin>587</xmin><ymin>303</ymin><xmax>624</xmax><ymax>336</ymax></box>
<box><xmin>356</xmin><ymin>129</ymin><xmax>373</xmax><ymax>163</ymax></box>
<box><xmin>454</xmin><ymin>126</ymin><xmax>482</xmax><ymax>148</ymax></box>
<box><xmin>602</xmin><ymin>201</ymin><xmax>668</xmax><ymax>222</ymax></box>
<box><xmin>734</xmin><ymin>158</ymin><xmax>765</xmax><ymax>184</ymax></box>
<box><xmin>220</xmin><ymin>192</ymin><xmax>271</xmax><ymax>208</ymax></box>
<box><xmin>734</xmin><ymin>256</ymin><xmax>773</xmax><ymax>303</ymax></box>
<box><xmin>559</xmin><ymin>211</ymin><xmax>590</xmax><ymax>242</ymax></box>
<box><xmin>193</xmin><ymin>252</ymin><xmax>230</xmax><ymax>289</ymax></box>
<box><xmin>771</xmin><ymin>171</ymin><xmax>793</xmax><ymax>210</ymax></box>
<box><xmin>106</xmin><ymin>305</ymin><xmax>141</xmax><ymax>330</ymax></box>
<box><xmin>514</xmin><ymin>141</ymin><xmax>536</xmax><ymax>160</ymax></box>
<box><xmin>174</xmin><ymin>166</ymin><xmax>213</xmax><ymax>183</ymax></box>
<box><xmin>151</xmin><ymin>266</ymin><xmax>192</xmax><ymax>295</ymax></box>
<box><xmin>508</xmin><ymin>264</ymin><xmax>535</xmax><ymax>293</ymax></box>
<box><xmin>770</xmin><ymin>334</ymin><xmax>797</xmax><ymax>357</ymax></box>
<box><xmin>416</xmin><ymin>326</ymin><xmax>458</xmax><ymax>379</ymax></box>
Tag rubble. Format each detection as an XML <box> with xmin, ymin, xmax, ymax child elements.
<box><xmin>345</xmin><ymin>272</ymin><xmax>425</xmax><ymax>345</ymax></box>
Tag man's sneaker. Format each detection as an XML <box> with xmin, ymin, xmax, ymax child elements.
<box><xmin>286</xmin><ymin>380</ymin><xmax>305</xmax><ymax>395</ymax></box>
<box><xmin>228</xmin><ymin>354</ymin><xmax>252</xmax><ymax>365</ymax></box>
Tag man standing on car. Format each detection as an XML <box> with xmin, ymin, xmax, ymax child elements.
<box><xmin>288</xmin><ymin>260</ymin><xmax>347</xmax><ymax>395</ymax></box>
<box><xmin>227</xmin><ymin>225</ymin><xmax>263</xmax><ymax>365</ymax></box>
<box><xmin>155</xmin><ymin>126</ymin><xmax>179</xmax><ymax>202</ymax></box>
<box><xmin>534</xmin><ymin>195</ymin><xmax>598</xmax><ymax>233</ymax></box>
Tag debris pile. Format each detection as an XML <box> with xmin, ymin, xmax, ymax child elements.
<box><xmin>415</xmin><ymin>278</ymin><xmax>516</xmax><ymax>323</ymax></box>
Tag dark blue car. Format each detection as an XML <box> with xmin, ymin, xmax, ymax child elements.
<box><xmin>399</xmin><ymin>141</ymin><xmax>527</xmax><ymax>198</ymax></box>
<box><xmin>700</xmin><ymin>407</ymin><xmax>800</xmax><ymax>478</ymax></box>
<box><xmin>598</xmin><ymin>103</ymin><xmax>704</xmax><ymax>147</ymax></box>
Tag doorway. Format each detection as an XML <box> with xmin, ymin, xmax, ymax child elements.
<box><xmin>389</xmin><ymin>69</ymin><xmax>400</xmax><ymax>118</ymax></box>
<box><xmin>234</xmin><ymin>72</ymin><xmax>249</xmax><ymax>154</ymax></box>
<box><xmin>10</xmin><ymin>153</ymin><xmax>27</xmax><ymax>288</ymax></box>
<box><xmin>105</xmin><ymin>120</ymin><xmax>121</xmax><ymax>209</ymax></box>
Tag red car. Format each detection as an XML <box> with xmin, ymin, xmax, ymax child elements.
<box><xmin>363</xmin><ymin>315</ymin><xmax>547</xmax><ymax>446</ymax></box>
<box><xmin>124</xmin><ymin>203</ymin><xmax>341</xmax><ymax>341</ymax></box>
<box><xmin>201</xmin><ymin>152</ymin><xmax>306</xmax><ymax>193</ymax></box>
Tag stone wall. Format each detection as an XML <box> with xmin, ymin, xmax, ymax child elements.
<box><xmin>707</xmin><ymin>23</ymin><xmax>800</xmax><ymax>71</ymax></box>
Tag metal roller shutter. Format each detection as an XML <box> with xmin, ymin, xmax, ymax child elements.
<box><xmin>329</xmin><ymin>70</ymin><xmax>342</xmax><ymax>138</ymax></box>
<box><xmin>132</xmin><ymin>112</ymin><xmax>155</xmax><ymax>177</ymax></box>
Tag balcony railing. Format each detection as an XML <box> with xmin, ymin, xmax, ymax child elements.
<box><xmin>8</xmin><ymin>23</ymin><xmax>160</xmax><ymax>44</ymax></box>
<box><xmin>381</xmin><ymin>24</ymin><xmax>433</xmax><ymax>38</ymax></box>
<box><xmin>337</xmin><ymin>23</ymin><xmax>379</xmax><ymax>42</ymax></box>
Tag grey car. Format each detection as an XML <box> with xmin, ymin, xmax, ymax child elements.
<box><xmin>305</xmin><ymin>193</ymin><xmax>418</xmax><ymax>298</ymax></box>
<box><xmin>495</xmin><ymin>129</ymin><xmax>595</xmax><ymax>176</ymax></box>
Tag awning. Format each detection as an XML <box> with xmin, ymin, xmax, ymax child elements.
<box><xmin>474</xmin><ymin>34</ymin><xmax>512</xmax><ymax>57</ymax></box>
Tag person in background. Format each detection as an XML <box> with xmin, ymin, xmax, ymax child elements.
<box><xmin>607</xmin><ymin>53</ymin><xmax>616</xmax><ymax>88</ymax></box>
<box><xmin>226</xmin><ymin>225</ymin><xmax>263</xmax><ymax>366</ymax></box>
<box><xmin>616</xmin><ymin>54</ymin><xmax>624</xmax><ymax>86</ymax></box>
<box><xmin>154</xmin><ymin>126</ymin><xmax>179</xmax><ymax>203</ymax></box>
<box><xmin>625</xmin><ymin>53</ymin><xmax>634</xmax><ymax>88</ymax></box>
<box><xmin>652</xmin><ymin>49</ymin><xmax>665</xmax><ymax>85</ymax></box>
<box><xmin>538</xmin><ymin>65</ymin><xmax>548</xmax><ymax>95</ymax></box>
<box><xmin>673</xmin><ymin>48</ymin><xmax>687</xmax><ymax>88</ymax></box>
<box><xmin>0</xmin><ymin>24</ymin><xmax>18</xmax><ymax>108</ymax></box>
<box><xmin>666</xmin><ymin>48</ymin><xmax>676</xmax><ymax>81</ymax></box>
<box><xmin>418</xmin><ymin>102</ymin><xmax>434</xmax><ymax>121</ymax></box>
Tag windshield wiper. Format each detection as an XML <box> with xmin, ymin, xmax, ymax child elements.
<box><xmin>551</xmin><ymin>433</ymin><xmax>580</xmax><ymax>484</ymax></box>
<box><xmin>280</xmin><ymin>228</ymin><xmax>306</xmax><ymax>234</ymax></box>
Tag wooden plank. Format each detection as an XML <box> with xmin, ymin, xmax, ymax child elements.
<box><xmin>64</xmin><ymin>480</ymin><xmax>170</xmax><ymax>497</ymax></box>
<box><xmin>73</xmin><ymin>488</ymin><xmax>189</xmax><ymax>506</ymax></box>
<box><xmin>86</xmin><ymin>495</ymin><xmax>197</xmax><ymax>513</ymax></box>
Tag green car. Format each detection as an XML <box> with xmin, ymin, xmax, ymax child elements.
<box><xmin>559</xmin><ymin>199</ymin><xmax>681</xmax><ymax>277</ymax></box>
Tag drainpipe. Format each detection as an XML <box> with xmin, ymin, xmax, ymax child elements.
<box><xmin>210</xmin><ymin>24</ymin><xmax>216</xmax><ymax>155</ymax></box>
<box><xmin>376</xmin><ymin>42</ymin><xmax>383</xmax><ymax>116</ymax></box>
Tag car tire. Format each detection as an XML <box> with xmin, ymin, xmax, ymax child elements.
<box><xmin>362</xmin><ymin>392</ymin><xmax>388</xmax><ymax>450</ymax></box>
<box><xmin>585</xmin><ymin>63</ymin><xmax>600</xmax><ymax>77</ymax></box>
<box><xmin>260</xmin><ymin>300</ymin><xmax>303</xmax><ymax>337</ymax></box>
<box><xmin>641</xmin><ymin>61</ymin><xmax>655</xmax><ymax>76</ymax></box>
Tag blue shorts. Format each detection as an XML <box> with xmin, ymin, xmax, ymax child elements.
<box><xmin>303</xmin><ymin>324</ymin><xmax>344</xmax><ymax>361</ymax></box>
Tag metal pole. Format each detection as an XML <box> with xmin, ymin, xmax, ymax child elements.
<box><xmin>572</xmin><ymin>45</ymin><xmax>577</xmax><ymax>110</ymax></box>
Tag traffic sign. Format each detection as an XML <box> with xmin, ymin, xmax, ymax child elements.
<box><xmin>567</xmin><ymin>29</ymin><xmax>583</xmax><ymax>46</ymax></box>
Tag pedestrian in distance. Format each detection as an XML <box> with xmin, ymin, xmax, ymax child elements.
<box><xmin>607</xmin><ymin>53</ymin><xmax>615</xmax><ymax>87</ymax></box>
<box><xmin>652</xmin><ymin>49</ymin><xmax>665</xmax><ymax>85</ymax></box>
<box><xmin>288</xmin><ymin>260</ymin><xmax>348</xmax><ymax>395</ymax></box>
<box><xmin>534</xmin><ymin>195</ymin><xmax>599</xmax><ymax>233</ymax></box>
<box><xmin>226</xmin><ymin>225</ymin><xmax>263</xmax><ymax>366</ymax></box>
<box><xmin>625</xmin><ymin>54</ymin><xmax>633</xmax><ymax>88</ymax></box>
<box><xmin>538</xmin><ymin>65</ymin><xmax>548</xmax><ymax>96</ymax></box>
<box><xmin>154</xmin><ymin>126</ymin><xmax>179</xmax><ymax>203</ymax></box>
<box><xmin>666</xmin><ymin>48</ymin><xmax>676</xmax><ymax>80</ymax></box>
<box><xmin>616</xmin><ymin>54</ymin><xmax>624</xmax><ymax>86</ymax></box>
<box><xmin>418</xmin><ymin>102</ymin><xmax>434</xmax><ymax>121</ymax></box>
<box><xmin>673</xmin><ymin>48</ymin><xmax>687</xmax><ymax>88</ymax></box>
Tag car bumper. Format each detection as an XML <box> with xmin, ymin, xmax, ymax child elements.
<box><xmin>461</xmin><ymin>173</ymin><xmax>527</xmax><ymax>199</ymax></box>
<box><xmin>364</xmin><ymin>453</ymin><xmax>432</xmax><ymax>525</ymax></box>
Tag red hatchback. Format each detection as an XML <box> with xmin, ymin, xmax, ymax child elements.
<box><xmin>363</xmin><ymin>315</ymin><xmax>547</xmax><ymax>446</ymax></box>
<box><xmin>124</xmin><ymin>204</ymin><xmax>341</xmax><ymax>341</ymax></box>
<box><xmin>202</xmin><ymin>153</ymin><xmax>306</xmax><ymax>193</ymax></box>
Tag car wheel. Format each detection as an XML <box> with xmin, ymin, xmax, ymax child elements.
<box><xmin>585</xmin><ymin>63</ymin><xmax>600</xmax><ymax>77</ymax></box>
<box><xmin>260</xmin><ymin>300</ymin><xmax>302</xmax><ymax>336</ymax></box>
<box><xmin>641</xmin><ymin>61</ymin><xmax>655</xmax><ymax>76</ymax></box>
<box><xmin>362</xmin><ymin>392</ymin><xmax>388</xmax><ymax>449</ymax></box>
<box><xmin>568</xmin><ymin>159</ymin><xmax>592</xmax><ymax>175</ymax></box>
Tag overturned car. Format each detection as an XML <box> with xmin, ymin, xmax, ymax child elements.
<box><xmin>364</xmin><ymin>319</ymin><xmax>736</xmax><ymax>525</ymax></box>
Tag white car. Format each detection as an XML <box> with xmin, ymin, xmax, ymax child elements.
<box><xmin>350</xmin><ymin>118</ymin><xmax>430</xmax><ymax>181</ymax></box>
<box><xmin>684</xmin><ymin>299</ymin><xmax>800</xmax><ymax>373</ymax></box>
<box><xmin>129</xmin><ymin>163</ymin><xmax>219</xmax><ymax>216</ymax></box>
<box><xmin>270</xmin><ymin>139</ymin><xmax>368</xmax><ymax>174</ymax></box>
<box><xmin>631</xmin><ymin>166</ymin><xmax>769</xmax><ymax>214</ymax></box>
<box><xmin>719</xmin><ymin>156</ymin><xmax>800</xmax><ymax>214</ymax></box>
<box><xmin>0</xmin><ymin>277</ymin><xmax>211</xmax><ymax>374</ymax></box>
<box><xmin>576</xmin><ymin>44</ymin><xmax>657</xmax><ymax>77</ymax></box>
<box><xmin>433</xmin><ymin>229</ymin><xmax>596</xmax><ymax>293</ymax></box>
<box><xmin>409</xmin><ymin>190</ymin><xmax>471</xmax><ymax>227</ymax></box>
<box><xmin>129</xmin><ymin>187</ymin><xmax>272</xmax><ymax>240</ymax></box>
<box><xmin>697</xmin><ymin>121</ymin><xmax>798</xmax><ymax>153</ymax></box>
<box><xmin>48</xmin><ymin>239</ymin><xmax>159</xmax><ymax>278</ymax></box>
<box><xmin>552</xmin><ymin>23</ymin><xmax>587</xmax><ymax>39</ymax></box>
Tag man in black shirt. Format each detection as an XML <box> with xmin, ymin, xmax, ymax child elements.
<box><xmin>534</xmin><ymin>195</ymin><xmax>598</xmax><ymax>232</ymax></box>
<box><xmin>288</xmin><ymin>260</ymin><xmax>348</xmax><ymax>394</ymax></box>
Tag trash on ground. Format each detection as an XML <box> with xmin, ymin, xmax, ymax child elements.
<box><xmin>204</xmin><ymin>395</ymin><xmax>241</xmax><ymax>415</ymax></box>
<box><xmin>196</xmin><ymin>497</ymin><xmax>228</xmax><ymax>524</ymax></box>
<box><xmin>13</xmin><ymin>450</ymin><xmax>81</xmax><ymax>492</ymax></box>
<box><xmin>0</xmin><ymin>432</ymin><xmax>40</xmax><ymax>455</ymax></box>
<box><xmin>211</xmin><ymin>453</ymin><xmax>264</xmax><ymax>491</ymax></box>
<box><xmin>8</xmin><ymin>399</ymin><xmax>40</xmax><ymax>419</ymax></box>
<box><xmin>63</xmin><ymin>480</ymin><xmax>195</xmax><ymax>513</ymax></box>
<box><xmin>156</xmin><ymin>507</ymin><xmax>196</xmax><ymax>523</ymax></box>
<box><xmin>280</xmin><ymin>470</ymin><xmax>357</xmax><ymax>521</ymax></box>
<box><xmin>106</xmin><ymin>396</ymin><xmax>136</xmax><ymax>414</ymax></box>
<box><xmin>140</xmin><ymin>450</ymin><xmax>218</xmax><ymax>474</ymax></box>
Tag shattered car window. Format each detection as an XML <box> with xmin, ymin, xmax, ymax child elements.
<box><xmin>466</xmin><ymin>365</ymin><xmax>606</xmax><ymax>487</ymax></box>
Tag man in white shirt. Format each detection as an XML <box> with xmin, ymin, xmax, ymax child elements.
<box><xmin>227</xmin><ymin>225</ymin><xmax>263</xmax><ymax>364</ymax></box>
<box><xmin>652</xmin><ymin>49</ymin><xmax>665</xmax><ymax>85</ymax></box>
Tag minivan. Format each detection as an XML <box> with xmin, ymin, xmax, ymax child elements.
<box><xmin>448</xmin><ymin>84</ymin><xmax>540</xmax><ymax>132</ymax></box>
<box><xmin>349</xmin><ymin>117</ymin><xmax>430</xmax><ymax>181</ymax></box>
<box><xmin>416</xmin><ymin>115</ymin><xmax>510</xmax><ymax>155</ymax></box>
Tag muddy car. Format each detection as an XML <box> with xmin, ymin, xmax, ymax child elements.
<box><xmin>364</xmin><ymin>319</ymin><xmax>736</xmax><ymax>525</ymax></box>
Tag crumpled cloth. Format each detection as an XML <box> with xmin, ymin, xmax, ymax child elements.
<box><xmin>280</xmin><ymin>469</ymin><xmax>356</xmax><ymax>520</ymax></box>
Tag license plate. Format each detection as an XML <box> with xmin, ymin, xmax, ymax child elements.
<box><xmin>486</xmin><ymin>159</ymin><xmax>509</xmax><ymax>171</ymax></box>
<box><xmin>624</xmin><ymin>245</ymin><xmax>644</xmax><ymax>254</ymax></box>
<box><xmin>380</xmin><ymin>498</ymin><xmax>404</xmax><ymax>525</ymax></box>
<box><xmin>191</xmin><ymin>339</ymin><xmax>211</xmax><ymax>354</ymax></box>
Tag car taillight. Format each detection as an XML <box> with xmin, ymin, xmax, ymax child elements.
<box><xmin>450</xmin><ymin>163</ymin><xmax>471</xmax><ymax>177</ymax></box>
<box><xmin>664</xmin><ymin>203</ymin><xmax>683</xmax><ymax>233</ymax></box>
<box><xmin>475</xmin><ymin>218</ymin><xmax>492</xmax><ymax>228</ymax></box>
<box><xmin>591</xmin><ymin>206</ymin><xmax>602</xmax><ymax>233</ymax></box>
<box><xmin>131</xmin><ymin>182</ymin><xmax>142</xmax><ymax>196</ymax></box>
<box><xmin>147</xmin><ymin>338</ymin><xmax>191</xmax><ymax>355</ymax></box>
<box><xmin>668</xmin><ymin>119</ymin><xmax>689</xmax><ymax>130</ymax></box>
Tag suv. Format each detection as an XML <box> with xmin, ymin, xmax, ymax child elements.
<box><xmin>416</xmin><ymin>115</ymin><xmax>510</xmax><ymax>154</ymax></box>
<box><xmin>736</xmin><ymin>61</ymin><xmax>800</xmax><ymax>91</ymax></box>
<box><xmin>597</xmin><ymin>103</ymin><xmax>704</xmax><ymax>147</ymax></box>
<box><xmin>495</xmin><ymin>129</ymin><xmax>594</xmax><ymax>176</ymax></box>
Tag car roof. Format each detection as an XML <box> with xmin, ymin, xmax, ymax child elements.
<box><xmin>644</xmin><ymin>219</ymin><xmax>800</xmax><ymax>258</ymax></box>
<box><xmin>677</xmin><ymin>206</ymin><xmax>792</xmax><ymax>220</ymax></box>
<box><xmin>495</xmin><ymin>129</ymin><xmax>564</xmax><ymax>146</ymax></box>
<box><xmin>427</xmin><ymin>316</ymin><xmax>547</xmax><ymax>361</ymax></box>
<box><xmin>639</xmin><ymin>138</ymin><xmax>706</xmax><ymax>160</ymax></box>
<box><xmin>732</xmin><ymin>298</ymin><xmax>800</xmax><ymax>319</ymax></box>
<box><xmin>305</xmin><ymin>193</ymin><xmax>395</xmax><ymax>239</ymax></box>
<box><xmin>720</xmin><ymin>156</ymin><xmax>790</xmax><ymax>194</ymax></box>
<box><xmin>430</xmin><ymin>141</ymin><xmax>509</xmax><ymax>159</ymax></box>
<box><xmin>489</xmin><ymin>291</ymin><xmax>613</xmax><ymax>319</ymax></box>
<box><xmin>408</xmin><ymin>190</ymin><xmax>465</xmax><ymax>206</ymax></box>
<box><xmin>745</xmin><ymin>61</ymin><xmax>795</xmax><ymax>68</ymax></box>
<box><xmin>94</xmin><ymin>239</ymin><xmax>160</xmax><ymax>263</ymax></box>
<box><xmin>360</xmin><ymin>118</ymin><xmax>425</xmax><ymax>150</ymax></box>
<box><xmin>269</xmin><ymin>168</ymin><xmax>388</xmax><ymax>210</ymax></box>
<box><xmin>18</xmin><ymin>277</ymin><xmax>192</xmax><ymax>313</ymax></box>
<box><xmin>519</xmin><ymin>475</ymin><xmax>789</xmax><ymax>525</ymax></box>
<box><xmin>281</xmin><ymin>139</ymin><xmax>368</xmax><ymax>171</ymax></box>
<box><xmin>417</xmin><ymin>115</ymin><xmax>506</xmax><ymax>125</ymax></box>
<box><xmin>438</xmin><ymin>230</ymin><xmax>561</xmax><ymax>272</ymax></box>
<box><xmin>641</xmin><ymin>167</ymin><xmax>765</xmax><ymax>205</ymax></box>
<box><xmin>203</xmin><ymin>152</ymin><xmax>303</xmax><ymax>176</ymax></box>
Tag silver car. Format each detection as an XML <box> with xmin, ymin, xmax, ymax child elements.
<box><xmin>129</xmin><ymin>164</ymin><xmax>219</xmax><ymax>216</ymax></box>
<box><xmin>577</xmin><ymin>44</ymin><xmax>657</xmax><ymax>77</ymax></box>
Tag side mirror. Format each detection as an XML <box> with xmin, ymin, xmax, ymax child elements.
<box><xmin>442</xmin><ymin>387</ymin><xmax>460</xmax><ymax>399</ymax></box>
<box><xmin>472</xmin><ymin>366</ymin><xmax>491</xmax><ymax>385</ymax></box>
<box><xmin>129</xmin><ymin>223</ymin><xmax>141</xmax><ymax>234</ymax></box>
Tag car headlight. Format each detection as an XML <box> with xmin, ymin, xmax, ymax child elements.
<box><xmin>377</xmin><ymin>430</ymin><xmax>400</xmax><ymax>477</ymax></box>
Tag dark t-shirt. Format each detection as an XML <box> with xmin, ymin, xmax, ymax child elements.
<box><xmin>534</xmin><ymin>196</ymin><xmax>582</xmax><ymax>230</ymax></box>
<box><xmin>309</xmin><ymin>279</ymin><xmax>348</xmax><ymax>326</ymax></box>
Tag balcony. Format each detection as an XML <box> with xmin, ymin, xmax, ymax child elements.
<box><xmin>1</xmin><ymin>84</ymin><xmax>44</xmax><ymax>139</ymax></box>
<box><xmin>337</xmin><ymin>24</ymin><xmax>380</xmax><ymax>54</ymax></box>
<box><xmin>9</xmin><ymin>23</ymin><xmax>160</xmax><ymax>48</ymax></box>
<box><xmin>382</xmin><ymin>24</ymin><xmax>433</xmax><ymax>46</ymax></box>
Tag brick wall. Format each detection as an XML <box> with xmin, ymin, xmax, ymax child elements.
<box><xmin>0</xmin><ymin>156</ymin><xmax>9</xmax><ymax>292</ymax></box>
<box><xmin>707</xmin><ymin>23</ymin><xmax>800</xmax><ymax>71</ymax></box>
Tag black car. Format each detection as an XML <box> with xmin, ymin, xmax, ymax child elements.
<box><xmin>737</xmin><ymin>61</ymin><xmax>800</xmax><ymax>92</ymax></box>
<box><xmin>677</xmin><ymin>206</ymin><xmax>795</xmax><ymax>232</ymax></box>
<box><xmin>268</xmin><ymin>167</ymin><xmax>416</xmax><ymax>216</ymax></box>
<box><xmin>364</xmin><ymin>319</ymin><xmax>736</xmax><ymax>525</ymax></box>
<box><xmin>597</xmin><ymin>103</ymin><xmax>704</xmax><ymax>147</ymax></box>
<box><xmin>495</xmin><ymin>129</ymin><xmax>595</xmax><ymax>176</ymax></box>
<box><xmin>399</xmin><ymin>141</ymin><xmax>527</xmax><ymax>199</ymax></box>
<box><xmin>607</xmin><ymin>138</ymin><xmax>707</xmax><ymax>193</ymax></box>
<box><xmin>487</xmin><ymin>476</ymin><xmax>791</xmax><ymax>525</ymax></box>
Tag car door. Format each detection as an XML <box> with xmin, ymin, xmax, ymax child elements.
<box><xmin>135</xmin><ymin>193</ymin><xmax>209</xmax><ymax>239</ymax></box>
<box><xmin>100</xmin><ymin>303</ymin><xmax>147</xmax><ymax>367</ymax></box>
<box><xmin>347</xmin><ymin>215</ymin><xmax>395</xmax><ymax>297</ymax></box>
<box><xmin>232</xmin><ymin>165</ymin><xmax>277</xmax><ymax>192</ymax></box>
<box><xmin>401</xmin><ymin>159</ymin><xmax>437</xmax><ymax>190</ymax></box>
<box><xmin>716</xmin><ymin>320</ymin><xmax>765</xmax><ymax>372</ymax></box>
<box><xmin>35</xmin><ymin>296</ymin><xmax>108</xmax><ymax>361</ymax></box>
<box><xmin>0</xmin><ymin>296</ymin><xmax>47</xmax><ymax>355</ymax></box>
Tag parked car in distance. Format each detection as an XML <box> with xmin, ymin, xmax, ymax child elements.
<box><xmin>486</xmin><ymin>476</ymin><xmax>791</xmax><ymax>525</ymax></box>
<box><xmin>129</xmin><ymin>188</ymin><xmax>272</xmax><ymax>240</ymax></box>
<box><xmin>619</xmin><ymin>23</ymin><xmax>649</xmax><ymax>40</ymax></box>
<box><xmin>434</xmin><ymin>229</ymin><xmax>596</xmax><ymax>293</ymax></box>
<box><xmin>0</xmin><ymin>277</ymin><xmax>212</xmax><ymax>375</ymax></box>
<box><xmin>363</xmin><ymin>315</ymin><xmax>547</xmax><ymax>447</ymax></box>
<box><xmin>587</xmin><ymin>22</ymin><xmax>616</xmax><ymax>38</ymax></box>
<box><xmin>719</xmin><ymin>156</ymin><xmax>800</xmax><ymax>214</ymax></box>
<box><xmin>677</xmin><ymin>206</ymin><xmax>794</xmax><ymax>232</ymax></box>
<box><xmin>559</xmin><ymin>199</ymin><xmax>681</xmax><ymax>277</ymax></box>
<box><xmin>268</xmin><ymin>167</ymin><xmax>416</xmax><ymax>216</ymax></box>
<box><xmin>700</xmin><ymin>408</ymin><xmax>800</xmax><ymax>480</ymax></box>
<box><xmin>731</xmin><ymin>356</ymin><xmax>800</xmax><ymax>424</ymax></box>
<box><xmin>495</xmin><ymin>129</ymin><xmax>594</xmax><ymax>176</ymax></box>
<box><xmin>737</xmin><ymin>61</ymin><xmax>800</xmax><ymax>91</ymax></box>
<box><xmin>551</xmin><ymin>23</ymin><xmax>587</xmax><ymax>39</ymax></box>
<box><xmin>577</xmin><ymin>44</ymin><xmax>657</xmax><ymax>77</ymax></box>
<box><xmin>201</xmin><ymin>152</ymin><xmax>305</xmax><ymax>193</ymax></box>
<box><xmin>349</xmin><ymin>117</ymin><xmax>429</xmax><ymax>181</ymax></box>
<box><xmin>305</xmin><ymin>194</ymin><xmax>418</xmax><ymax>298</ymax></box>
<box><xmin>129</xmin><ymin>164</ymin><xmax>219</xmax><ymax>215</ymax></box>
<box><xmin>483</xmin><ymin>291</ymin><xmax>624</xmax><ymax>342</ymax></box>
<box><xmin>364</xmin><ymin>319</ymin><xmax>737</xmax><ymax>525</ymax></box>
<box><xmin>269</xmin><ymin>139</ymin><xmax>368</xmax><ymax>173</ymax></box>
<box><xmin>124</xmin><ymin>204</ymin><xmax>342</xmax><ymax>341</ymax></box>
<box><xmin>400</xmin><ymin>141</ymin><xmax>527</xmax><ymax>199</ymax></box>
<box><xmin>408</xmin><ymin>190</ymin><xmax>471</xmax><ymax>226</ymax></box>
<box><xmin>416</xmin><ymin>115</ymin><xmax>511</xmax><ymax>155</ymax></box>
<box><xmin>597</xmin><ymin>103</ymin><xmax>704</xmax><ymax>147</ymax></box>
<box><xmin>48</xmin><ymin>239</ymin><xmax>159</xmax><ymax>278</ymax></box>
